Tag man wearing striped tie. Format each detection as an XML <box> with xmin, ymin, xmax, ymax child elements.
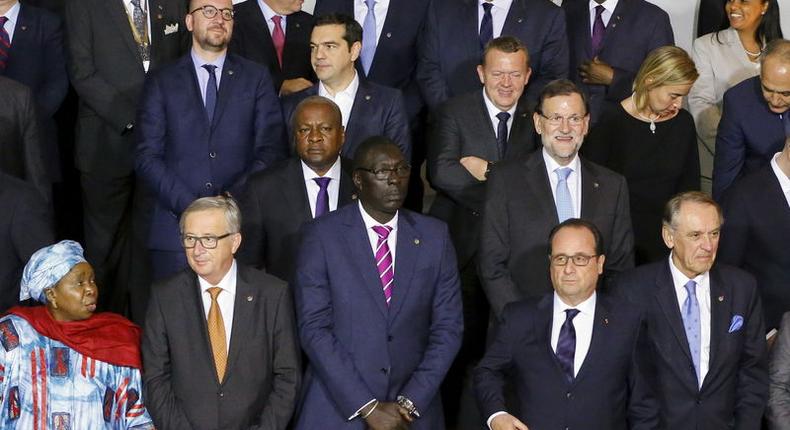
<box><xmin>293</xmin><ymin>135</ymin><xmax>463</xmax><ymax>429</ymax></box>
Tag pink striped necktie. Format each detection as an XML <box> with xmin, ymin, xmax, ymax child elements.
<box><xmin>372</xmin><ymin>225</ymin><xmax>394</xmax><ymax>306</ymax></box>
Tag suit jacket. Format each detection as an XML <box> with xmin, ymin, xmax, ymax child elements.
<box><xmin>768</xmin><ymin>311</ymin><xmax>790</xmax><ymax>430</ymax></box>
<box><xmin>0</xmin><ymin>172</ymin><xmax>54</xmax><ymax>313</ymax></box>
<box><xmin>719</xmin><ymin>165</ymin><xmax>790</xmax><ymax>330</ymax></box>
<box><xmin>562</xmin><ymin>0</ymin><xmax>674</xmax><ymax>123</ymax></box>
<box><xmin>479</xmin><ymin>150</ymin><xmax>634</xmax><ymax>318</ymax></box>
<box><xmin>65</xmin><ymin>0</ymin><xmax>188</xmax><ymax>176</ymax></box>
<box><xmin>615</xmin><ymin>261</ymin><xmax>768</xmax><ymax>430</ymax></box>
<box><xmin>427</xmin><ymin>90</ymin><xmax>538</xmax><ymax>268</ymax></box>
<box><xmin>293</xmin><ymin>204</ymin><xmax>463</xmax><ymax>429</ymax></box>
<box><xmin>474</xmin><ymin>293</ymin><xmax>659</xmax><ymax>430</ymax></box>
<box><xmin>713</xmin><ymin>76</ymin><xmax>785</xmax><ymax>200</ymax></box>
<box><xmin>236</xmin><ymin>156</ymin><xmax>356</xmax><ymax>281</ymax></box>
<box><xmin>229</xmin><ymin>1</ymin><xmax>315</xmax><ymax>93</ymax></box>
<box><xmin>281</xmin><ymin>79</ymin><xmax>412</xmax><ymax>159</ymax></box>
<box><xmin>136</xmin><ymin>53</ymin><xmax>287</xmax><ymax>252</ymax></box>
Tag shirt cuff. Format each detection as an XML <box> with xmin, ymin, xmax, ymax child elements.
<box><xmin>487</xmin><ymin>411</ymin><xmax>508</xmax><ymax>429</ymax></box>
<box><xmin>348</xmin><ymin>398</ymin><xmax>377</xmax><ymax>420</ymax></box>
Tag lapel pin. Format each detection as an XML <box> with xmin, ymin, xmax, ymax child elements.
<box><xmin>247</xmin><ymin>295</ymin><xmax>253</xmax><ymax>302</ymax></box>
<box><xmin>593</xmin><ymin>182</ymin><xmax>599</xmax><ymax>188</ymax></box>
<box><xmin>158</xmin><ymin>4</ymin><xmax>163</xmax><ymax>10</ymax></box>
<box><xmin>365</xmin><ymin>95</ymin><xmax>371</xmax><ymax>101</ymax></box>
<box><xmin>718</xmin><ymin>295</ymin><xmax>724</xmax><ymax>302</ymax></box>
<box><xmin>414</xmin><ymin>238</ymin><xmax>420</xmax><ymax>245</ymax></box>
<box><xmin>228</xmin><ymin>70</ymin><xmax>234</xmax><ymax>75</ymax></box>
<box><xmin>603</xmin><ymin>317</ymin><xmax>609</xmax><ymax>325</ymax></box>
<box><xmin>157</xmin><ymin>14</ymin><xmax>163</xmax><ymax>20</ymax></box>
<box><xmin>295</xmin><ymin>23</ymin><xmax>301</xmax><ymax>28</ymax></box>
<box><xmin>517</xmin><ymin>18</ymin><xmax>523</xmax><ymax>23</ymax></box>
<box><xmin>386</xmin><ymin>32</ymin><xmax>392</xmax><ymax>38</ymax></box>
<box><xmin>20</xmin><ymin>25</ymin><xmax>27</xmax><ymax>31</ymax></box>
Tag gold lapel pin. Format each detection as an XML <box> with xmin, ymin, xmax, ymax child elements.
<box><xmin>157</xmin><ymin>14</ymin><xmax>163</xmax><ymax>19</ymax></box>
<box><xmin>247</xmin><ymin>295</ymin><xmax>253</xmax><ymax>302</ymax></box>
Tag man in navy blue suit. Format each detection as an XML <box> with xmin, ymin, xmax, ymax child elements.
<box><xmin>293</xmin><ymin>136</ymin><xmax>463</xmax><ymax>429</ymax></box>
<box><xmin>475</xmin><ymin>218</ymin><xmax>658</xmax><ymax>430</ymax></box>
<box><xmin>136</xmin><ymin>0</ymin><xmax>287</xmax><ymax>281</ymax></box>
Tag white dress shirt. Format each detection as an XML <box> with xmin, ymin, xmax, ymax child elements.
<box><xmin>301</xmin><ymin>157</ymin><xmax>343</xmax><ymax>217</ymax></box>
<box><xmin>770</xmin><ymin>152</ymin><xmax>790</xmax><ymax>208</ymax></box>
<box><xmin>257</xmin><ymin>0</ymin><xmax>287</xmax><ymax>35</ymax></box>
<box><xmin>197</xmin><ymin>259</ymin><xmax>238</xmax><ymax>352</ymax></box>
<box><xmin>191</xmin><ymin>49</ymin><xmax>226</xmax><ymax>105</ymax></box>
<box><xmin>669</xmin><ymin>255</ymin><xmax>711</xmax><ymax>388</ymax></box>
<box><xmin>1</xmin><ymin>2</ymin><xmax>20</xmax><ymax>43</ymax></box>
<box><xmin>543</xmin><ymin>148</ymin><xmax>583</xmax><ymax>219</ymax></box>
<box><xmin>354</xmin><ymin>0</ymin><xmax>390</xmax><ymax>46</ymax></box>
<box><xmin>482</xmin><ymin>88</ymin><xmax>516</xmax><ymax>141</ymax></box>
<box><xmin>122</xmin><ymin>0</ymin><xmax>152</xmax><ymax>70</ymax></box>
<box><xmin>318</xmin><ymin>71</ymin><xmax>359</xmax><ymax>128</ymax></box>
<box><xmin>588</xmin><ymin>0</ymin><xmax>618</xmax><ymax>35</ymax></box>
<box><xmin>478</xmin><ymin>0</ymin><xmax>513</xmax><ymax>38</ymax></box>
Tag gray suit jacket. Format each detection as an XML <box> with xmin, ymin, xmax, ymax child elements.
<box><xmin>769</xmin><ymin>312</ymin><xmax>790</xmax><ymax>430</ymax></box>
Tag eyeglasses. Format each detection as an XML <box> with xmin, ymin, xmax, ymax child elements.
<box><xmin>181</xmin><ymin>233</ymin><xmax>234</xmax><ymax>249</ymax></box>
<box><xmin>538</xmin><ymin>113</ymin><xmax>586</xmax><ymax>127</ymax></box>
<box><xmin>357</xmin><ymin>165</ymin><xmax>411</xmax><ymax>180</ymax></box>
<box><xmin>549</xmin><ymin>254</ymin><xmax>598</xmax><ymax>267</ymax></box>
<box><xmin>189</xmin><ymin>5</ymin><xmax>234</xmax><ymax>21</ymax></box>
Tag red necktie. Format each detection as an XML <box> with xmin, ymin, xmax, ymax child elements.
<box><xmin>271</xmin><ymin>15</ymin><xmax>285</xmax><ymax>67</ymax></box>
<box><xmin>0</xmin><ymin>17</ymin><xmax>10</xmax><ymax>71</ymax></box>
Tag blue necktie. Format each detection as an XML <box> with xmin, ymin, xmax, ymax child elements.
<box><xmin>313</xmin><ymin>177</ymin><xmax>331</xmax><ymax>218</ymax></box>
<box><xmin>479</xmin><ymin>2</ymin><xmax>493</xmax><ymax>50</ymax></box>
<box><xmin>202</xmin><ymin>64</ymin><xmax>218</xmax><ymax>122</ymax></box>
<box><xmin>555</xmin><ymin>167</ymin><xmax>574</xmax><ymax>222</ymax></box>
<box><xmin>0</xmin><ymin>16</ymin><xmax>10</xmax><ymax>71</ymax></box>
<box><xmin>556</xmin><ymin>308</ymin><xmax>580</xmax><ymax>382</ymax></box>
<box><xmin>360</xmin><ymin>0</ymin><xmax>377</xmax><ymax>75</ymax></box>
<box><xmin>682</xmin><ymin>280</ymin><xmax>702</xmax><ymax>387</ymax></box>
<box><xmin>495</xmin><ymin>112</ymin><xmax>510</xmax><ymax>159</ymax></box>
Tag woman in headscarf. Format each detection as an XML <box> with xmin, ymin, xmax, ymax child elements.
<box><xmin>0</xmin><ymin>240</ymin><xmax>153</xmax><ymax>429</ymax></box>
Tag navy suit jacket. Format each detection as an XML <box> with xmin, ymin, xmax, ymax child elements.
<box><xmin>135</xmin><ymin>53</ymin><xmax>287</xmax><ymax>251</ymax></box>
<box><xmin>281</xmin><ymin>78</ymin><xmax>412</xmax><ymax>159</ymax></box>
<box><xmin>293</xmin><ymin>204</ymin><xmax>463</xmax><ymax>429</ymax></box>
<box><xmin>474</xmin><ymin>293</ymin><xmax>659</xmax><ymax>430</ymax></box>
<box><xmin>720</xmin><ymin>165</ymin><xmax>790</xmax><ymax>330</ymax></box>
<box><xmin>416</xmin><ymin>0</ymin><xmax>569</xmax><ymax>111</ymax></box>
<box><xmin>713</xmin><ymin>76</ymin><xmax>786</xmax><ymax>200</ymax></box>
<box><xmin>563</xmin><ymin>0</ymin><xmax>674</xmax><ymax>123</ymax></box>
<box><xmin>616</xmin><ymin>261</ymin><xmax>768</xmax><ymax>430</ymax></box>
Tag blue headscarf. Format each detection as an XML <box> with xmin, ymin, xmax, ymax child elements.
<box><xmin>20</xmin><ymin>240</ymin><xmax>87</xmax><ymax>303</ymax></box>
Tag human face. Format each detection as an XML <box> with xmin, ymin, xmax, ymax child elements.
<box><xmin>46</xmin><ymin>262</ymin><xmax>98</xmax><ymax>322</ymax></box>
<box><xmin>477</xmin><ymin>49</ymin><xmax>531</xmax><ymax>111</ymax></box>
<box><xmin>295</xmin><ymin>102</ymin><xmax>345</xmax><ymax>175</ymax></box>
<box><xmin>183</xmin><ymin>208</ymin><xmax>241</xmax><ymax>285</ymax></box>
<box><xmin>726</xmin><ymin>0</ymin><xmax>768</xmax><ymax>33</ymax></box>
<box><xmin>549</xmin><ymin>227</ymin><xmax>604</xmax><ymax>307</ymax></box>
<box><xmin>662</xmin><ymin>201</ymin><xmax>721</xmax><ymax>279</ymax></box>
<box><xmin>645</xmin><ymin>83</ymin><xmax>693</xmax><ymax>117</ymax></box>
<box><xmin>534</xmin><ymin>94</ymin><xmax>590</xmax><ymax>165</ymax></box>
<box><xmin>311</xmin><ymin>24</ymin><xmax>360</xmax><ymax>89</ymax></box>
<box><xmin>761</xmin><ymin>57</ymin><xmax>790</xmax><ymax>113</ymax></box>
<box><xmin>263</xmin><ymin>0</ymin><xmax>303</xmax><ymax>15</ymax></box>
<box><xmin>186</xmin><ymin>0</ymin><xmax>234</xmax><ymax>52</ymax></box>
<box><xmin>353</xmin><ymin>145</ymin><xmax>409</xmax><ymax>224</ymax></box>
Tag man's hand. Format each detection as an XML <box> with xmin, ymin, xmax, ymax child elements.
<box><xmin>491</xmin><ymin>413</ymin><xmax>529</xmax><ymax>430</ymax></box>
<box><xmin>578</xmin><ymin>57</ymin><xmax>614</xmax><ymax>86</ymax></box>
<box><xmin>460</xmin><ymin>156</ymin><xmax>489</xmax><ymax>181</ymax></box>
<box><xmin>364</xmin><ymin>402</ymin><xmax>410</xmax><ymax>430</ymax></box>
<box><xmin>279</xmin><ymin>78</ymin><xmax>313</xmax><ymax>96</ymax></box>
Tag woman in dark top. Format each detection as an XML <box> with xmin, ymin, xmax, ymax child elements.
<box><xmin>583</xmin><ymin>46</ymin><xmax>700</xmax><ymax>264</ymax></box>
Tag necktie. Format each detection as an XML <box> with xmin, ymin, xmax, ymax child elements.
<box><xmin>591</xmin><ymin>5</ymin><xmax>606</xmax><ymax>56</ymax></box>
<box><xmin>202</xmin><ymin>64</ymin><xmax>218</xmax><ymax>122</ymax></box>
<box><xmin>556</xmin><ymin>308</ymin><xmax>580</xmax><ymax>382</ymax></box>
<box><xmin>479</xmin><ymin>2</ymin><xmax>493</xmax><ymax>50</ymax></box>
<box><xmin>313</xmin><ymin>177</ymin><xmax>331</xmax><ymax>218</ymax></box>
<box><xmin>495</xmin><ymin>111</ymin><xmax>510</xmax><ymax>159</ymax></box>
<box><xmin>207</xmin><ymin>287</ymin><xmax>227</xmax><ymax>382</ymax></box>
<box><xmin>271</xmin><ymin>15</ymin><xmax>285</xmax><ymax>67</ymax></box>
<box><xmin>130</xmin><ymin>0</ymin><xmax>150</xmax><ymax>61</ymax></box>
<box><xmin>372</xmin><ymin>225</ymin><xmax>394</xmax><ymax>306</ymax></box>
<box><xmin>555</xmin><ymin>167</ymin><xmax>574</xmax><ymax>222</ymax></box>
<box><xmin>360</xmin><ymin>0</ymin><xmax>377</xmax><ymax>75</ymax></box>
<box><xmin>0</xmin><ymin>17</ymin><xmax>10</xmax><ymax>71</ymax></box>
<box><xmin>682</xmin><ymin>280</ymin><xmax>702</xmax><ymax>387</ymax></box>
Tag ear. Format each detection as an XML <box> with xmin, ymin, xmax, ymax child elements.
<box><xmin>350</xmin><ymin>41</ymin><xmax>362</xmax><ymax>62</ymax></box>
<box><xmin>596</xmin><ymin>254</ymin><xmax>606</xmax><ymax>275</ymax></box>
<box><xmin>533</xmin><ymin>111</ymin><xmax>543</xmax><ymax>134</ymax></box>
<box><xmin>581</xmin><ymin>113</ymin><xmax>591</xmax><ymax>137</ymax></box>
<box><xmin>231</xmin><ymin>232</ymin><xmax>242</xmax><ymax>254</ymax></box>
<box><xmin>352</xmin><ymin>170</ymin><xmax>363</xmax><ymax>190</ymax></box>
<box><xmin>524</xmin><ymin>67</ymin><xmax>533</xmax><ymax>85</ymax></box>
<box><xmin>338</xmin><ymin>126</ymin><xmax>346</xmax><ymax>150</ymax></box>
<box><xmin>477</xmin><ymin>65</ymin><xmax>485</xmax><ymax>85</ymax></box>
<box><xmin>185</xmin><ymin>13</ymin><xmax>194</xmax><ymax>32</ymax></box>
<box><xmin>661</xmin><ymin>225</ymin><xmax>675</xmax><ymax>249</ymax></box>
<box><xmin>45</xmin><ymin>288</ymin><xmax>58</xmax><ymax>308</ymax></box>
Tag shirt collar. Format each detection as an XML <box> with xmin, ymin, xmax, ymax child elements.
<box><xmin>191</xmin><ymin>48</ymin><xmax>227</xmax><ymax>70</ymax></box>
<box><xmin>301</xmin><ymin>156</ymin><xmax>342</xmax><ymax>182</ymax></box>
<box><xmin>589</xmin><ymin>0</ymin><xmax>618</xmax><ymax>13</ymax></box>
<box><xmin>257</xmin><ymin>0</ymin><xmax>283</xmax><ymax>21</ymax></box>
<box><xmin>482</xmin><ymin>88</ymin><xmax>517</xmax><ymax>119</ymax></box>
<box><xmin>668</xmin><ymin>253</ymin><xmax>709</xmax><ymax>292</ymax></box>
<box><xmin>197</xmin><ymin>259</ymin><xmax>238</xmax><ymax>296</ymax></box>
<box><xmin>358</xmin><ymin>200</ymin><xmax>398</xmax><ymax>232</ymax></box>
<box><xmin>318</xmin><ymin>70</ymin><xmax>360</xmax><ymax>100</ymax></box>
<box><xmin>2</xmin><ymin>2</ymin><xmax>20</xmax><ymax>23</ymax></box>
<box><xmin>479</xmin><ymin>0</ymin><xmax>513</xmax><ymax>10</ymax></box>
<box><xmin>542</xmin><ymin>147</ymin><xmax>581</xmax><ymax>175</ymax></box>
<box><xmin>553</xmin><ymin>290</ymin><xmax>597</xmax><ymax>316</ymax></box>
<box><xmin>770</xmin><ymin>152</ymin><xmax>790</xmax><ymax>194</ymax></box>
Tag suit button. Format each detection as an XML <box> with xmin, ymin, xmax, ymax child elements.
<box><xmin>219</xmin><ymin>391</ymin><xmax>224</xmax><ymax>397</ymax></box>
<box><xmin>380</xmin><ymin>367</ymin><xmax>388</xmax><ymax>374</ymax></box>
<box><xmin>205</xmin><ymin>182</ymin><xmax>213</xmax><ymax>189</ymax></box>
<box><xmin>472</xmin><ymin>211</ymin><xmax>479</xmax><ymax>217</ymax></box>
<box><xmin>209</xmin><ymin>151</ymin><xmax>216</xmax><ymax>158</ymax></box>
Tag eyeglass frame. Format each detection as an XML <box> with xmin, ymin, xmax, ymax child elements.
<box><xmin>536</xmin><ymin>111</ymin><xmax>587</xmax><ymax>127</ymax></box>
<box><xmin>548</xmin><ymin>253</ymin><xmax>599</xmax><ymax>267</ymax></box>
<box><xmin>189</xmin><ymin>5</ymin><xmax>235</xmax><ymax>21</ymax></box>
<box><xmin>356</xmin><ymin>164</ymin><xmax>412</xmax><ymax>181</ymax></box>
<box><xmin>181</xmin><ymin>232</ymin><xmax>235</xmax><ymax>249</ymax></box>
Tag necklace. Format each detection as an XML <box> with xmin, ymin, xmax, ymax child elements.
<box><xmin>744</xmin><ymin>47</ymin><xmax>762</xmax><ymax>58</ymax></box>
<box><xmin>631</xmin><ymin>95</ymin><xmax>658</xmax><ymax>134</ymax></box>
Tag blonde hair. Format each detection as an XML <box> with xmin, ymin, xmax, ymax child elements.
<box><xmin>632</xmin><ymin>46</ymin><xmax>699</xmax><ymax>111</ymax></box>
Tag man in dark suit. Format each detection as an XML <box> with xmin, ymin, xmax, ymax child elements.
<box><xmin>136</xmin><ymin>0</ymin><xmax>287</xmax><ymax>281</ymax></box>
<box><xmin>719</xmin><ymin>137</ymin><xmax>790</xmax><ymax>331</ymax></box>
<box><xmin>416</xmin><ymin>0</ymin><xmax>568</xmax><ymax>111</ymax></box>
<box><xmin>142</xmin><ymin>195</ymin><xmax>301</xmax><ymax>430</ymax></box>
<box><xmin>714</xmin><ymin>39</ymin><xmax>790</xmax><ymax>200</ymax></box>
<box><xmin>282</xmin><ymin>13</ymin><xmax>411</xmax><ymax>160</ymax></box>
<box><xmin>229</xmin><ymin>0</ymin><xmax>314</xmax><ymax>95</ymax></box>
<box><xmin>293</xmin><ymin>136</ymin><xmax>463</xmax><ymax>429</ymax></box>
<box><xmin>475</xmin><ymin>219</ymin><xmax>658</xmax><ymax>430</ymax></box>
<box><xmin>616</xmin><ymin>191</ymin><xmax>768</xmax><ymax>429</ymax></box>
<box><xmin>562</xmin><ymin>0</ymin><xmax>674</xmax><ymax>123</ymax></box>
<box><xmin>237</xmin><ymin>96</ymin><xmax>356</xmax><ymax>281</ymax></box>
<box><xmin>479</xmin><ymin>79</ymin><xmax>634</xmax><ymax>319</ymax></box>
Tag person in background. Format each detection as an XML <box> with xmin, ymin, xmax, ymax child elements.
<box><xmin>768</xmin><ymin>311</ymin><xmax>790</xmax><ymax>430</ymax></box>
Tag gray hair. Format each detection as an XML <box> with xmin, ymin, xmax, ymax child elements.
<box><xmin>179</xmin><ymin>195</ymin><xmax>242</xmax><ymax>234</ymax></box>
<box><xmin>662</xmin><ymin>191</ymin><xmax>723</xmax><ymax>229</ymax></box>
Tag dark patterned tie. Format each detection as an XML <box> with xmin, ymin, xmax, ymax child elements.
<box><xmin>202</xmin><ymin>64</ymin><xmax>218</xmax><ymax>122</ymax></box>
<box><xmin>130</xmin><ymin>0</ymin><xmax>150</xmax><ymax>61</ymax></box>
<box><xmin>313</xmin><ymin>177</ymin><xmax>331</xmax><ymax>218</ymax></box>
<box><xmin>479</xmin><ymin>2</ymin><xmax>493</xmax><ymax>50</ymax></box>
<box><xmin>556</xmin><ymin>308</ymin><xmax>580</xmax><ymax>382</ymax></box>
<box><xmin>496</xmin><ymin>111</ymin><xmax>510</xmax><ymax>159</ymax></box>
<box><xmin>0</xmin><ymin>17</ymin><xmax>10</xmax><ymax>71</ymax></box>
<box><xmin>591</xmin><ymin>5</ymin><xmax>606</xmax><ymax>56</ymax></box>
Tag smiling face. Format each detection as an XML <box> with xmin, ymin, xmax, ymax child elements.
<box><xmin>294</xmin><ymin>101</ymin><xmax>345</xmax><ymax>175</ymax></box>
<box><xmin>663</xmin><ymin>201</ymin><xmax>721</xmax><ymax>279</ymax></box>
<box><xmin>353</xmin><ymin>144</ymin><xmax>409</xmax><ymax>224</ymax></box>
<box><xmin>186</xmin><ymin>0</ymin><xmax>234</xmax><ymax>52</ymax></box>
<box><xmin>726</xmin><ymin>0</ymin><xmax>768</xmax><ymax>33</ymax></box>
<box><xmin>549</xmin><ymin>226</ymin><xmax>604</xmax><ymax>306</ymax></box>
<box><xmin>46</xmin><ymin>262</ymin><xmax>98</xmax><ymax>322</ymax></box>
<box><xmin>534</xmin><ymin>93</ymin><xmax>590</xmax><ymax>165</ymax></box>
<box><xmin>645</xmin><ymin>82</ymin><xmax>694</xmax><ymax>117</ymax></box>
<box><xmin>183</xmin><ymin>208</ymin><xmax>241</xmax><ymax>285</ymax></box>
<box><xmin>477</xmin><ymin>48</ymin><xmax>531</xmax><ymax>111</ymax></box>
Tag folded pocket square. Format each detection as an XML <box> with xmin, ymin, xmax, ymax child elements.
<box><xmin>164</xmin><ymin>23</ymin><xmax>178</xmax><ymax>35</ymax></box>
<box><xmin>728</xmin><ymin>315</ymin><xmax>744</xmax><ymax>333</ymax></box>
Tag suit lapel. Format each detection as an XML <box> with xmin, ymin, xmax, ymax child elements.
<box><xmin>346</xmin><ymin>79</ymin><xmax>374</xmax><ymax>145</ymax></box>
<box><xmin>249</xmin><ymin>3</ymin><xmax>280</xmax><ymax>73</ymax></box>
<box><xmin>600</xmin><ymin>0</ymin><xmax>630</xmax><ymax>56</ymax></box>
<box><xmin>702</xmin><ymin>266</ymin><xmax>732</xmax><ymax>388</ymax></box>
<box><xmin>471</xmin><ymin>92</ymin><xmax>500</xmax><ymax>161</ymax></box>
<box><xmin>653</xmin><ymin>261</ymin><xmax>695</xmax><ymax>367</ymax></box>
<box><xmin>572</xmin><ymin>295</ymin><xmax>609</xmax><ymax>385</ymax></box>
<box><xmin>225</xmin><ymin>267</ymin><xmax>258</xmax><ymax>383</ymax></box>
<box><xmin>580</xmin><ymin>2</ymin><xmax>593</xmax><ymax>59</ymax></box>
<box><xmin>105</xmin><ymin>0</ymin><xmax>144</xmax><ymax>66</ymax></box>
<box><xmin>341</xmin><ymin>206</ymin><xmax>389</xmax><ymax>318</ymax></box>
<box><xmin>501</xmin><ymin>0</ymin><xmax>527</xmax><ymax>36</ymax></box>
<box><xmin>506</xmin><ymin>104</ymin><xmax>534</xmax><ymax>159</ymax></box>
<box><xmin>7</xmin><ymin>6</ymin><xmax>31</xmax><ymax>62</ymax></box>
<box><xmin>338</xmin><ymin>159</ymin><xmax>356</xmax><ymax>205</ymax></box>
<box><xmin>212</xmin><ymin>54</ymin><xmax>238</xmax><ymax>127</ymax></box>
<box><xmin>284</xmin><ymin>158</ymin><xmax>314</xmax><ymax>221</ymax></box>
<box><xmin>536</xmin><ymin>295</ymin><xmax>569</xmax><ymax>382</ymax></box>
<box><xmin>180</xmin><ymin>55</ymin><xmax>209</xmax><ymax>123</ymax></box>
<box><xmin>388</xmin><ymin>211</ymin><xmax>420</xmax><ymax>321</ymax></box>
<box><xmin>460</xmin><ymin>0</ymin><xmax>481</xmax><ymax>58</ymax></box>
<box><xmin>522</xmin><ymin>152</ymin><xmax>558</xmax><ymax>223</ymax></box>
<box><xmin>579</xmin><ymin>159</ymin><xmax>601</xmax><ymax>219</ymax></box>
<box><xmin>181</xmin><ymin>273</ymin><xmax>220</xmax><ymax>385</ymax></box>
<box><xmin>148</xmin><ymin>0</ymin><xmax>166</xmax><ymax>58</ymax></box>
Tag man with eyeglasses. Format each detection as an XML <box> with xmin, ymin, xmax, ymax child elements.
<box><xmin>142</xmin><ymin>195</ymin><xmax>301</xmax><ymax>429</ymax></box>
<box><xmin>474</xmin><ymin>218</ymin><xmax>658</xmax><ymax>430</ymax></box>
<box><xmin>136</xmin><ymin>0</ymin><xmax>287</xmax><ymax>285</ymax></box>
<box><xmin>293</xmin><ymin>135</ymin><xmax>462</xmax><ymax>429</ymax></box>
<box><xmin>480</xmin><ymin>78</ymin><xmax>634</xmax><ymax>320</ymax></box>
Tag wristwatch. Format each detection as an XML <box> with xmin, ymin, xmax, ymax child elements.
<box><xmin>397</xmin><ymin>395</ymin><xmax>420</xmax><ymax>418</ymax></box>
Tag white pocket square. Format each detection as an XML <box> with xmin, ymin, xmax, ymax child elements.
<box><xmin>164</xmin><ymin>23</ymin><xmax>178</xmax><ymax>35</ymax></box>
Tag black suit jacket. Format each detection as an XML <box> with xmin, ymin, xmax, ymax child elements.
<box><xmin>474</xmin><ymin>293</ymin><xmax>659</xmax><ymax>430</ymax></box>
<box><xmin>427</xmin><ymin>91</ymin><xmax>537</xmax><ymax>268</ymax></box>
<box><xmin>237</xmin><ymin>157</ymin><xmax>356</xmax><ymax>281</ymax></box>
<box><xmin>479</xmin><ymin>150</ymin><xmax>634</xmax><ymax>318</ymax></box>
<box><xmin>615</xmin><ymin>261</ymin><xmax>768</xmax><ymax>430</ymax></box>
<box><xmin>229</xmin><ymin>1</ymin><xmax>315</xmax><ymax>93</ymax></box>
<box><xmin>142</xmin><ymin>264</ymin><xmax>301</xmax><ymax>430</ymax></box>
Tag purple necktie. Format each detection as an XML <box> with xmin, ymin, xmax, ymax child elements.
<box><xmin>0</xmin><ymin>17</ymin><xmax>9</xmax><ymax>71</ymax></box>
<box><xmin>313</xmin><ymin>177</ymin><xmax>331</xmax><ymax>218</ymax></box>
<box><xmin>479</xmin><ymin>2</ymin><xmax>493</xmax><ymax>50</ymax></box>
<box><xmin>556</xmin><ymin>308</ymin><xmax>580</xmax><ymax>382</ymax></box>
<box><xmin>272</xmin><ymin>15</ymin><xmax>285</xmax><ymax>67</ymax></box>
<box><xmin>372</xmin><ymin>225</ymin><xmax>394</xmax><ymax>306</ymax></box>
<box><xmin>591</xmin><ymin>5</ymin><xmax>605</xmax><ymax>56</ymax></box>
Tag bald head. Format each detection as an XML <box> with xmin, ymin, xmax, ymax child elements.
<box><xmin>760</xmin><ymin>40</ymin><xmax>790</xmax><ymax>113</ymax></box>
